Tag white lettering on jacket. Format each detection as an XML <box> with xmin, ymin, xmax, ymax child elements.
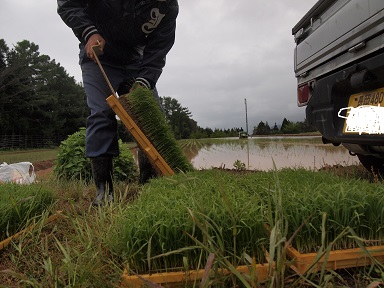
<box><xmin>142</xmin><ymin>8</ymin><xmax>165</xmax><ymax>34</ymax></box>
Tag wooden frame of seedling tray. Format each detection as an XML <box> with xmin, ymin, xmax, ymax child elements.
<box><xmin>287</xmin><ymin>245</ymin><xmax>384</xmax><ymax>274</ymax></box>
<box><xmin>107</xmin><ymin>95</ymin><xmax>174</xmax><ymax>177</ymax></box>
<box><xmin>120</xmin><ymin>263</ymin><xmax>272</xmax><ymax>287</ymax></box>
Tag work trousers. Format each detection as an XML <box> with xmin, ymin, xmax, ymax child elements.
<box><xmin>81</xmin><ymin>60</ymin><xmax>160</xmax><ymax>158</ymax></box>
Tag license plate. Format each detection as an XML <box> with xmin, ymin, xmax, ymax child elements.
<box><xmin>341</xmin><ymin>87</ymin><xmax>384</xmax><ymax>134</ymax></box>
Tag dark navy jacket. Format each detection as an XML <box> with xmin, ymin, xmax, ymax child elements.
<box><xmin>57</xmin><ymin>0</ymin><xmax>178</xmax><ymax>89</ymax></box>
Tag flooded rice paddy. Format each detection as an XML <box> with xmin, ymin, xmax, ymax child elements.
<box><xmin>181</xmin><ymin>136</ymin><xmax>359</xmax><ymax>171</ymax></box>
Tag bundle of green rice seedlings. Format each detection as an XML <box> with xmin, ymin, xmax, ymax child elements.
<box><xmin>0</xmin><ymin>183</ymin><xmax>54</xmax><ymax>241</ymax></box>
<box><xmin>108</xmin><ymin>170</ymin><xmax>268</xmax><ymax>275</ymax></box>
<box><xmin>119</xmin><ymin>86</ymin><xmax>193</xmax><ymax>174</ymax></box>
<box><xmin>266</xmin><ymin>169</ymin><xmax>384</xmax><ymax>253</ymax></box>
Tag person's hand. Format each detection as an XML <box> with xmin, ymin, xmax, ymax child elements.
<box><xmin>85</xmin><ymin>34</ymin><xmax>105</xmax><ymax>62</ymax></box>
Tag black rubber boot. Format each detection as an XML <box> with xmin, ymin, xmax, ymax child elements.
<box><xmin>90</xmin><ymin>157</ymin><xmax>114</xmax><ymax>206</ymax></box>
<box><xmin>138</xmin><ymin>149</ymin><xmax>157</xmax><ymax>185</ymax></box>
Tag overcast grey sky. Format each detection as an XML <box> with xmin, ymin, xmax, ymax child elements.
<box><xmin>0</xmin><ymin>0</ymin><xmax>318</xmax><ymax>130</ymax></box>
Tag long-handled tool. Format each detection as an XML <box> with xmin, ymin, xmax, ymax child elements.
<box><xmin>91</xmin><ymin>44</ymin><xmax>174</xmax><ymax>176</ymax></box>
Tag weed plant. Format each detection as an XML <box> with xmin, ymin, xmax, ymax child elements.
<box><xmin>0</xmin><ymin>183</ymin><xmax>54</xmax><ymax>241</ymax></box>
<box><xmin>0</xmin><ymin>177</ymin><xmax>130</xmax><ymax>287</ymax></box>
<box><xmin>54</xmin><ymin>128</ymin><xmax>138</xmax><ymax>182</ymax></box>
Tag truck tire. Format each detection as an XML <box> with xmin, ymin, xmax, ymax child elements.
<box><xmin>357</xmin><ymin>154</ymin><xmax>384</xmax><ymax>177</ymax></box>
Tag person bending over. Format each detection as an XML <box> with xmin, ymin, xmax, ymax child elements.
<box><xmin>57</xmin><ymin>0</ymin><xmax>179</xmax><ymax>205</ymax></box>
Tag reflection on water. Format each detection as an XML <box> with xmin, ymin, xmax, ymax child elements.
<box><xmin>182</xmin><ymin>137</ymin><xmax>359</xmax><ymax>171</ymax></box>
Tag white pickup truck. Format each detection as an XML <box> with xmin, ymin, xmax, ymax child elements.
<box><xmin>293</xmin><ymin>0</ymin><xmax>384</xmax><ymax>174</ymax></box>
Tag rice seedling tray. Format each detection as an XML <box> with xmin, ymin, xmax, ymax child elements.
<box><xmin>107</xmin><ymin>94</ymin><xmax>174</xmax><ymax>176</ymax></box>
<box><xmin>0</xmin><ymin>211</ymin><xmax>62</xmax><ymax>251</ymax></box>
<box><xmin>287</xmin><ymin>245</ymin><xmax>384</xmax><ymax>274</ymax></box>
<box><xmin>120</xmin><ymin>263</ymin><xmax>272</xmax><ymax>287</ymax></box>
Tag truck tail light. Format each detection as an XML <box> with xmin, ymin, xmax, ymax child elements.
<box><xmin>297</xmin><ymin>84</ymin><xmax>311</xmax><ymax>107</ymax></box>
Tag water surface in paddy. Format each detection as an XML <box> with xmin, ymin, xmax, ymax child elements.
<box><xmin>181</xmin><ymin>136</ymin><xmax>359</xmax><ymax>171</ymax></box>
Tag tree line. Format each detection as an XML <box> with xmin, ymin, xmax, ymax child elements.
<box><xmin>0</xmin><ymin>39</ymin><xmax>88</xmax><ymax>145</ymax></box>
<box><xmin>253</xmin><ymin>118</ymin><xmax>318</xmax><ymax>135</ymax></box>
<box><xmin>0</xmin><ymin>39</ymin><xmax>317</xmax><ymax>149</ymax></box>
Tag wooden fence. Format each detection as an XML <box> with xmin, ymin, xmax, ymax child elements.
<box><xmin>0</xmin><ymin>135</ymin><xmax>66</xmax><ymax>149</ymax></box>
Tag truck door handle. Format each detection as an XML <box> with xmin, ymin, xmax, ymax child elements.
<box><xmin>348</xmin><ymin>42</ymin><xmax>366</xmax><ymax>53</ymax></box>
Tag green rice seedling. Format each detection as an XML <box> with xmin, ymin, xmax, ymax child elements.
<box><xmin>3</xmin><ymin>166</ymin><xmax>384</xmax><ymax>287</ymax></box>
<box><xmin>0</xmin><ymin>183</ymin><xmax>55</xmax><ymax>241</ymax></box>
<box><xmin>178</xmin><ymin>139</ymin><xmax>206</xmax><ymax>151</ymax></box>
<box><xmin>263</xmin><ymin>168</ymin><xmax>384</xmax><ymax>253</ymax></box>
<box><xmin>259</xmin><ymin>168</ymin><xmax>384</xmax><ymax>287</ymax></box>
<box><xmin>208</xmin><ymin>167</ymin><xmax>384</xmax><ymax>254</ymax></box>
<box><xmin>184</xmin><ymin>209</ymin><xmax>263</xmax><ymax>288</ymax></box>
<box><xmin>108</xmin><ymin>169</ymin><xmax>268</xmax><ymax>276</ymax></box>
<box><xmin>263</xmin><ymin>165</ymin><xmax>290</xmax><ymax>288</ymax></box>
<box><xmin>119</xmin><ymin>86</ymin><xmax>193</xmax><ymax>174</ymax></box>
<box><xmin>186</xmin><ymin>168</ymin><xmax>384</xmax><ymax>281</ymax></box>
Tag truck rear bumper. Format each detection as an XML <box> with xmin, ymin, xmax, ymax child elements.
<box><xmin>307</xmin><ymin>49</ymin><xmax>384</xmax><ymax>156</ymax></box>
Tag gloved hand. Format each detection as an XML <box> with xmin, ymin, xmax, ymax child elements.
<box><xmin>130</xmin><ymin>82</ymin><xmax>143</xmax><ymax>93</ymax></box>
<box><xmin>117</xmin><ymin>80</ymin><xmax>144</xmax><ymax>95</ymax></box>
<box><xmin>85</xmin><ymin>34</ymin><xmax>105</xmax><ymax>62</ymax></box>
<box><xmin>117</xmin><ymin>78</ymin><xmax>135</xmax><ymax>95</ymax></box>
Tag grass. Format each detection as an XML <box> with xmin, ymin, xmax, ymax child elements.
<box><xmin>0</xmin><ymin>183</ymin><xmax>55</xmax><ymax>242</ymax></box>
<box><xmin>0</xmin><ymin>149</ymin><xmax>59</xmax><ymax>164</ymax></box>
<box><xmin>0</xmin><ymin>144</ymin><xmax>137</xmax><ymax>166</ymax></box>
<box><xmin>1</xmin><ymin>149</ymin><xmax>384</xmax><ymax>286</ymax></box>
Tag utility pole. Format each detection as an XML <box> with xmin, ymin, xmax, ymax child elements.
<box><xmin>245</xmin><ymin>98</ymin><xmax>249</xmax><ymax>135</ymax></box>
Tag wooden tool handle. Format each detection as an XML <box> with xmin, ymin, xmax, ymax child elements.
<box><xmin>91</xmin><ymin>43</ymin><xmax>117</xmax><ymax>98</ymax></box>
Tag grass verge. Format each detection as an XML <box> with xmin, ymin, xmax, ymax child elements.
<box><xmin>0</xmin><ymin>183</ymin><xmax>55</xmax><ymax>242</ymax></box>
<box><xmin>0</xmin><ymin>149</ymin><xmax>59</xmax><ymax>165</ymax></box>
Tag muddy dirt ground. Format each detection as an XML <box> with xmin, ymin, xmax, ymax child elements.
<box><xmin>32</xmin><ymin>159</ymin><xmax>55</xmax><ymax>178</ymax></box>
